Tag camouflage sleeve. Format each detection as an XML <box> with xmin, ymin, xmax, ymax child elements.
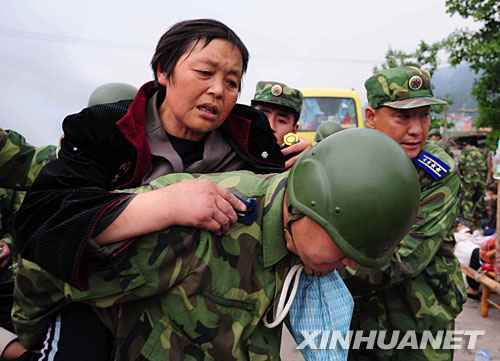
<box><xmin>342</xmin><ymin>169</ymin><xmax>460</xmax><ymax>290</ymax></box>
<box><xmin>12</xmin><ymin>227</ymin><xmax>200</xmax><ymax>349</ymax></box>
<box><xmin>12</xmin><ymin>259</ymin><xmax>68</xmax><ymax>348</ymax></box>
<box><xmin>66</xmin><ymin>173</ymin><xmax>205</xmax><ymax>303</ymax></box>
<box><xmin>12</xmin><ymin>173</ymin><xmax>201</xmax><ymax>343</ymax></box>
<box><xmin>0</xmin><ymin>128</ymin><xmax>56</xmax><ymax>189</ymax></box>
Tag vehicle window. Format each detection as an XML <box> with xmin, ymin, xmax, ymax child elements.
<box><xmin>298</xmin><ymin>97</ymin><xmax>357</xmax><ymax>131</ymax></box>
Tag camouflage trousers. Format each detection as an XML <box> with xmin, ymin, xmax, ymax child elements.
<box><xmin>460</xmin><ymin>180</ymin><xmax>486</xmax><ymax>224</ymax></box>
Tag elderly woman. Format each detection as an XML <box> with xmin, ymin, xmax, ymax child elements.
<box><xmin>14</xmin><ymin>19</ymin><xmax>285</xmax><ymax>291</ymax></box>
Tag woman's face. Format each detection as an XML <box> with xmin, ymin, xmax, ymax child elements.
<box><xmin>157</xmin><ymin>38</ymin><xmax>243</xmax><ymax>141</ymax></box>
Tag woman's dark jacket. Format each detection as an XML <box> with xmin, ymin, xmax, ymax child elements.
<box><xmin>13</xmin><ymin>81</ymin><xmax>285</xmax><ymax>290</ymax></box>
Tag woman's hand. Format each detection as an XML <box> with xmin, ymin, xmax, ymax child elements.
<box><xmin>95</xmin><ymin>179</ymin><xmax>247</xmax><ymax>244</ymax></box>
<box><xmin>158</xmin><ymin>178</ymin><xmax>246</xmax><ymax>235</ymax></box>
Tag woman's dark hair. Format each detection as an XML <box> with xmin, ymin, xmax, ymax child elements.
<box><xmin>151</xmin><ymin>19</ymin><xmax>249</xmax><ymax>90</ymax></box>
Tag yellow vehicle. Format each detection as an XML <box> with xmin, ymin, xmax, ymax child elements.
<box><xmin>297</xmin><ymin>88</ymin><xmax>364</xmax><ymax>142</ymax></box>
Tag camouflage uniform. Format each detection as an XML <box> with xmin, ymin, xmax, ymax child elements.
<box><xmin>427</xmin><ymin>139</ymin><xmax>454</xmax><ymax>159</ymax></box>
<box><xmin>13</xmin><ymin>171</ymin><xmax>297</xmax><ymax>360</ymax></box>
<box><xmin>0</xmin><ymin>188</ymin><xmax>22</xmax><ymax>282</ymax></box>
<box><xmin>0</xmin><ymin>128</ymin><xmax>56</xmax><ymax>190</ymax></box>
<box><xmin>340</xmin><ymin>67</ymin><xmax>466</xmax><ymax>361</ymax></box>
<box><xmin>458</xmin><ymin>145</ymin><xmax>488</xmax><ymax>224</ymax></box>
<box><xmin>341</xmin><ymin>143</ymin><xmax>464</xmax><ymax>361</ymax></box>
<box><xmin>427</xmin><ymin>130</ymin><xmax>453</xmax><ymax>159</ymax></box>
<box><xmin>0</xmin><ymin>128</ymin><xmax>55</xmax><ymax>330</ymax></box>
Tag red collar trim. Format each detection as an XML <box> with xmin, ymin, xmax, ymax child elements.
<box><xmin>116</xmin><ymin>81</ymin><xmax>156</xmax><ymax>188</ymax></box>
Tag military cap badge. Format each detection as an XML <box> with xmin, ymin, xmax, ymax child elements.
<box><xmin>271</xmin><ymin>84</ymin><xmax>283</xmax><ymax>96</ymax></box>
<box><xmin>409</xmin><ymin>75</ymin><xmax>423</xmax><ymax>90</ymax></box>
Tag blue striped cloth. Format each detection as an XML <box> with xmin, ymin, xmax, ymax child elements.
<box><xmin>288</xmin><ymin>270</ymin><xmax>354</xmax><ymax>361</ymax></box>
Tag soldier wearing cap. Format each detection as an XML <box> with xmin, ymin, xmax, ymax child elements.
<box><xmin>339</xmin><ymin>66</ymin><xmax>466</xmax><ymax>361</ymax></box>
<box><xmin>458</xmin><ymin>137</ymin><xmax>488</xmax><ymax>225</ymax></box>
<box><xmin>428</xmin><ymin>128</ymin><xmax>454</xmax><ymax>158</ymax></box>
<box><xmin>428</xmin><ymin>128</ymin><xmax>441</xmax><ymax>141</ymax></box>
<box><xmin>251</xmin><ymin>81</ymin><xmax>312</xmax><ymax>169</ymax></box>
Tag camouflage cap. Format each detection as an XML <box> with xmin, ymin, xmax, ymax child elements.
<box><xmin>251</xmin><ymin>81</ymin><xmax>303</xmax><ymax>115</ymax></box>
<box><xmin>365</xmin><ymin>66</ymin><xmax>446</xmax><ymax>109</ymax></box>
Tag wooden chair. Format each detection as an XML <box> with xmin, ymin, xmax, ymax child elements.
<box><xmin>461</xmin><ymin>262</ymin><xmax>500</xmax><ymax>317</ymax></box>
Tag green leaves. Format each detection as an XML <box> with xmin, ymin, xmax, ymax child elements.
<box><xmin>377</xmin><ymin>0</ymin><xmax>500</xmax><ymax>148</ymax></box>
<box><xmin>374</xmin><ymin>40</ymin><xmax>443</xmax><ymax>76</ymax></box>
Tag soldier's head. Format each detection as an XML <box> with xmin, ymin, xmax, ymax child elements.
<box><xmin>283</xmin><ymin>128</ymin><xmax>420</xmax><ymax>275</ymax></box>
<box><xmin>428</xmin><ymin>128</ymin><xmax>442</xmax><ymax>141</ymax></box>
<box><xmin>88</xmin><ymin>83</ymin><xmax>138</xmax><ymax>107</ymax></box>
<box><xmin>364</xmin><ymin>66</ymin><xmax>446</xmax><ymax>159</ymax></box>
<box><xmin>464</xmin><ymin>137</ymin><xmax>478</xmax><ymax>148</ymax></box>
<box><xmin>251</xmin><ymin>81</ymin><xmax>303</xmax><ymax>146</ymax></box>
<box><xmin>314</xmin><ymin>121</ymin><xmax>343</xmax><ymax>143</ymax></box>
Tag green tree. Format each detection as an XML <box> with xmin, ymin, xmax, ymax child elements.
<box><xmin>430</xmin><ymin>94</ymin><xmax>455</xmax><ymax>131</ymax></box>
<box><xmin>444</xmin><ymin>0</ymin><xmax>499</xmax><ymax>149</ymax></box>
<box><xmin>374</xmin><ymin>40</ymin><xmax>443</xmax><ymax>75</ymax></box>
<box><xmin>374</xmin><ymin>41</ymin><xmax>453</xmax><ymax>129</ymax></box>
<box><xmin>376</xmin><ymin>0</ymin><xmax>499</xmax><ymax>149</ymax></box>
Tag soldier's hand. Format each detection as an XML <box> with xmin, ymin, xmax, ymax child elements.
<box><xmin>282</xmin><ymin>137</ymin><xmax>313</xmax><ymax>170</ymax></box>
<box><xmin>0</xmin><ymin>241</ymin><xmax>11</xmax><ymax>270</ymax></box>
<box><xmin>160</xmin><ymin>179</ymin><xmax>247</xmax><ymax>236</ymax></box>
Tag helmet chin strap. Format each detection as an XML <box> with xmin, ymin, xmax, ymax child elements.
<box><xmin>263</xmin><ymin>263</ymin><xmax>304</xmax><ymax>328</ymax></box>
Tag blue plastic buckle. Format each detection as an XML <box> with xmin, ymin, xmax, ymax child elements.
<box><xmin>233</xmin><ymin>194</ymin><xmax>258</xmax><ymax>225</ymax></box>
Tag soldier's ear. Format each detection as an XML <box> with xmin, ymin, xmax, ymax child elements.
<box><xmin>365</xmin><ymin>107</ymin><xmax>377</xmax><ymax>129</ymax></box>
<box><xmin>284</xmin><ymin>227</ymin><xmax>297</xmax><ymax>254</ymax></box>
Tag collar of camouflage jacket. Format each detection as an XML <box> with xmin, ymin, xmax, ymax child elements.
<box><xmin>261</xmin><ymin>173</ymin><xmax>290</xmax><ymax>268</ymax></box>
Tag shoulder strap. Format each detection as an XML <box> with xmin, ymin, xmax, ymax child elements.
<box><xmin>412</xmin><ymin>151</ymin><xmax>450</xmax><ymax>180</ymax></box>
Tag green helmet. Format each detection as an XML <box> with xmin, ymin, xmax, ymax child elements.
<box><xmin>88</xmin><ymin>82</ymin><xmax>138</xmax><ymax>107</ymax></box>
<box><xmin>428</xmin><ymin>128</ymin><xmax>441</xmax><ymax>138</ymax></box>
<box><xmin>314</xmin><ymin>121</ymin><xmax>343</xmax><ymax>143</ymax></box>
<box><xmin>287</xmin><ymin>128</ymin><xmax>420</xmax><ymax>267</ymax></box>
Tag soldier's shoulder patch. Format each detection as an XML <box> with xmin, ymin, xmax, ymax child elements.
<box><xmin>413</xmin><ymin>151</ymin><xmax>450</xmax><ymax>180</ymax></box>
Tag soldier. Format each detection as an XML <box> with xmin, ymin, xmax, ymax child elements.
<box><xmin>0</xmin><ymin>128</ymin><xmax>56</xmax><ymax>281</ymax></box>
<box><xmin>0</xmin><ymin>128</ymin><xmax>55</xmax><ymax>359</ymax></box>
<box><xmin>458</xmin><ymin>138</ymin><xmax>488</xmax><ymax>225</ymax></box>
<box><xmin>11</xmin><ymin>129</ymin><xmax>420</xmax><ymax>360</ymax></box>
<box><xmin>1</xmin><ymin>83</ymin><xmax>142</xmax><ymax>360</ymax></box>
<box><xmin>339</xmin><ymin>66</ymin><xmax>466</xmax><ymax>361</ymax></box>
<box><xmin>428</xmin><ymin>128</ymin><xmax>453</xmax><ymax>158</ymax></box>
<box><xmin>251</xmin><ymin>81</ymin><xmax>312</xmax><ymax>168</ymax></box>
<box><xmin>314</xmin><ymin>120</ymin><xmax>344</xmax><ymax>143</ymax></box>
<box><xmin>428</xmin><ymin>128</ymin><xmax>441</xmax><ymax>141</ymax></box>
